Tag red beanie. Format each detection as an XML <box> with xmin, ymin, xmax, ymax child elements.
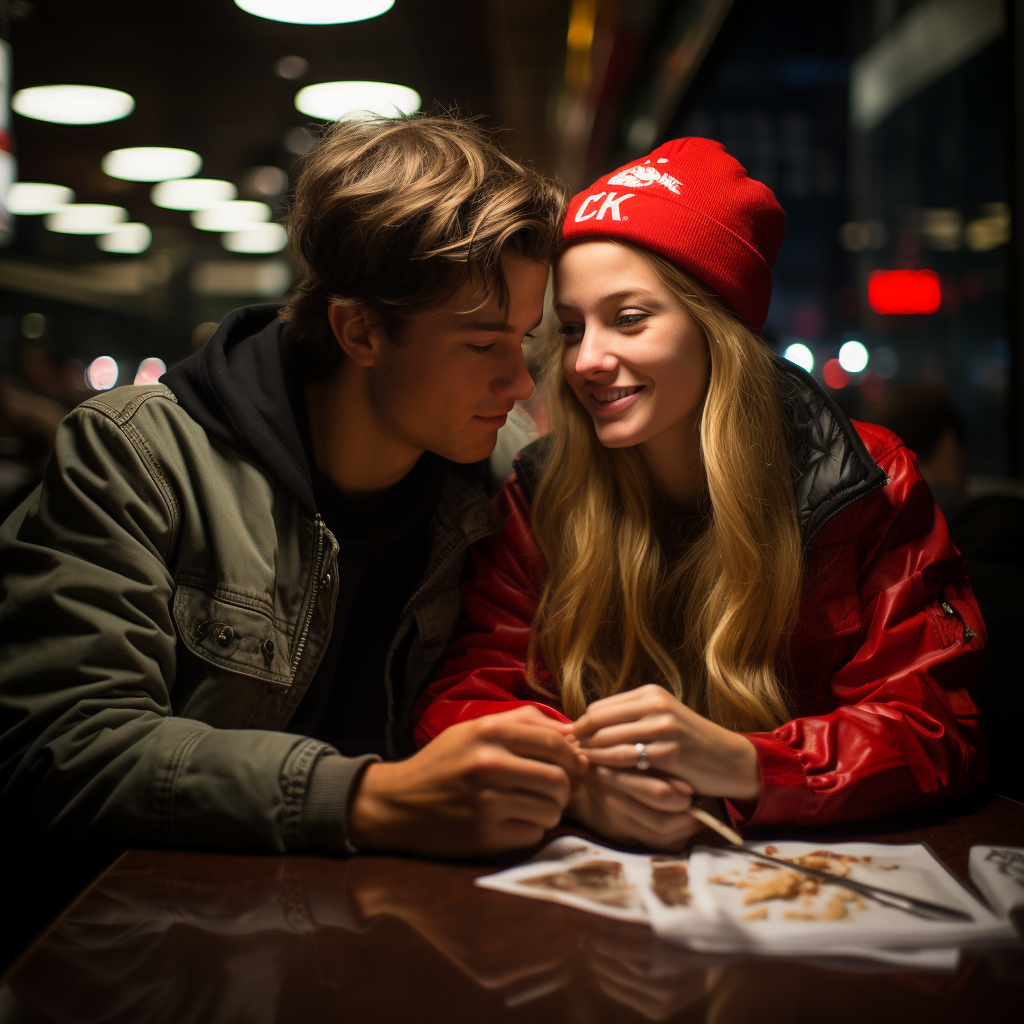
<box><xmin>561</xmin><ymin>138</ymin><xmax>785</xmax><ymax>334</ymax></box>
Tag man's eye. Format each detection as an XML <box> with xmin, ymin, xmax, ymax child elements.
<box><xmin>468</xmin><ymin>343</ymin><xmax>496</xmax><ymax>354</ymax></box>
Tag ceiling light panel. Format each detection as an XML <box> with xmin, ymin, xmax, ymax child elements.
<box><xmin>222</xmin><ymin>223</ymin><xmax>288</xmax><ymax>253</ymax></box>
<box><xmin>151</xmin><ymin>178</ymin><xmax>237</xmax><ymax>211</ymax></box>
<box><xmin>235</xmin><ymin>1</ymin><xmax>394</xmax><ymax>25</ymax></box>
<box><xmin>191</xmin><ymin>201</ymin><xmax>272</xmax><ymax>232</ymax></box>
<box><xmin>7</xmin><ymin>182</ymin><xmax>75</xmax><ymax>215</ymax></box>
<box><xmin>12</xmin><ymin>84</ymin><xmax>135</xmax><ymax>125</ymax></box>
<box><xmin>97</xmin><ymin>223</ymin><xmax>152</xmax><ymax>254</ymax></box>
<box><xmin>294</xmin><ymin>81</ymin><xmax>420</xmax><ymax>120</ymax></box>
<box><xmin>103</xmin><ymin>147</ymin><xmax>203</xmax><ymax>183</ymax></box>
<box><xmin>45</xmin><ymin>204</ymin><xmax>128</xmax><ymax>234</ymax></box>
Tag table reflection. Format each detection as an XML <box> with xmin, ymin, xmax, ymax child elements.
<box><xmin>1</xmin><ymin>848</ymin><xmax>1015</xmax><ymax>1024</ymax></box>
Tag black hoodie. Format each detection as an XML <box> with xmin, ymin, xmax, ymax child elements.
<box><xmin>163</xmin><ymin>305</ymin><xmax>447</xmax><ymax>757</ymax></box>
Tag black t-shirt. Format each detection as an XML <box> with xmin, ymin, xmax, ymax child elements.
<box><xmin>287</xmin><ymin>447</ymin><xmax>446</xmax><ymax>757</ymax></box>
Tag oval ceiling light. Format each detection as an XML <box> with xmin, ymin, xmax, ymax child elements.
<box><xmin>45</xmin><ymin>204</ymin><xmax>128</xmax><ymax>234</ymax></box>
<box><xmin>294</xmin><ymin>80</ymin><xmax>420</xmax><ymax>120</ymax></box>
<box><xmin>97</xmin><ymin>222</ymin><xmax>152</xmax><ymax>254</ymax></box>
<box><xmin>6</xmin><ymin>182</ymin><xmax>76</xmax><ymax>215</ymax></box>
<box><xmin>191</xmin><ymin>201</ymin><xmax>272</xmax><ymax>232</ymax></box>
<box><xmin>134</xmin><ymin>357</ymin><xmax>167</xmax><ymax>385</ymax></box>
<box><xmin>235</xmin><ymin>1</ymin><xmax>394</xmax><ymax>25</ymax></box>
<box><xmin>87</xmin><ymin>356</ymin><xmax>120</xmax><ymax>391</ymax></box>
<box><xmin>103</xmin><ymin>147</ymin><xmax>202</xmax><ymax>183</ymax></box>
<box><xmin>151</xmin><ymin>178</ymin><xmax>237</xmax><ymax>211</ymax></box>
<box><xmin>222</xmin><ymin>223</ymin><xmax>288</xmax><ymax>253</ymax></box>
<box><xmin>12</xmin><ymin>84</ymin><xmax>135</xmax><ymax>125</ymax></box>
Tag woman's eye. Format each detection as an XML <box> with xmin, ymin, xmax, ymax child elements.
<box><xmin>616</xmin><ymin>312</ymin><xmax>649</xmax><ymax>328</ymax></box>
<box><xmin>557</xmin><ymin>324</ymin><xmax>582</xmax><ymax>338</ymax></box>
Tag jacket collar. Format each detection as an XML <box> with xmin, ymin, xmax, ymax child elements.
<box><xmin>513</xmin><ymin>358</ymin><xmax>887</xmax><ymax>552</ymax></box>
<box><xmin>774</xmin><ymin>356</ymin><xmax>888</xmax><ymax>549</ymax></box>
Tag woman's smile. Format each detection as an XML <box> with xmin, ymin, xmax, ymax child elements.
<box><xmin>587</xmin><ymin>384</ymin><xmax>646</xmax><ymax>414</ymax></box>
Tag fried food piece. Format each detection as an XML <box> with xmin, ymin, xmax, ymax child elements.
<box><xmin>708</xmin><ymin>874</ymin><xmax>735</xmax><ymax>885</ymax></box>
<box><xmin>743</xmin><ymin>907</ymin><xmax>768</xmax><ymax>920</ymax></box>
<box><xmin>787</xmin><ymin>854</ymin><xmax>851</xmax><ymax>877</ymax></box>
<box><xmin>765</xmin><ymin>845</ymin><xmax>779</xmax><ymax>855</ymax></box>
<box><xmin>742</xmin><ymin>869</ymin><xmax>803</xmax><ymax>905</ymax></box>
<box><xmin>822</xmin><ymin>898</ymin><xmax>848</xmax><ymax>920</ymax></box>
<box><xmin>652</xmin><ymin>863</ymin><xmax>691</xmax><ymax>907</ymax></box>
<box><xmin>783</xmin><ymin>911</ymin><xmax>818</xmax><ymax>920</ymax></box>
<box><xmin>519</xmin><ymin>860</ymin><xmax>636</xmax><ymax>908</ymax></box>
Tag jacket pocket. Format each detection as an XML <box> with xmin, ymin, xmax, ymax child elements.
<box><xmin>174</xmin><ymin>580</ymin><xmax>293</xmax><ymax>681</ymax></box>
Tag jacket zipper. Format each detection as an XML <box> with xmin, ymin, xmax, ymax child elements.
<box><xmin>291</xmin><ymin>515</ymin><xmax>326</xmax><ymax>677</ymax></box>
<box><xmin>804</xmin><ymin>475</ymin><xmax>889</xmax><ymax>550</ymax></box>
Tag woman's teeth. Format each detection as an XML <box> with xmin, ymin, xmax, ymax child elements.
<box><xmin>595</xmin><ymin>386</ymin><xmax>643</xmax><ymax>403</ymax></box>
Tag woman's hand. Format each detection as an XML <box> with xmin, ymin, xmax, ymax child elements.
<box><xmin>572</xmin><ymin>684</ymin><xmax>762</xmax><ymax>801</ymax></box>
<box><xmin>566</xmin><ymin>764</ymin><xmax>703</xmax><ymax>851</ymax></box>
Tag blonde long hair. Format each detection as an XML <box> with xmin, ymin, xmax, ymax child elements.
<box><xmin>527</xmin><ymin>244</ymin><xmax>803</xmax><ymax>732</ymax></box>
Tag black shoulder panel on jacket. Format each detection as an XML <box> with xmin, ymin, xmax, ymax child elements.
<box><xmin>774</xmin><ymin>357</ymin><xmax>889</xmax><ymax>549</ymax></box>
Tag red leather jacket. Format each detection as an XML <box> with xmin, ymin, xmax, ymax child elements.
<box><xmin>415</xmin><ymin>370</ymin><xmax>988</xmax><ymax>829</ymax></box>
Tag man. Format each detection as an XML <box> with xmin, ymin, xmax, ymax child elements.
<box><xmin>0</xmin><ymin>115</ymin><xmax>583</xmax><ymax>860</ymax></box>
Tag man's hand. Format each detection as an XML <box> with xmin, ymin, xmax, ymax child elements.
<box><xmin>566</xmin><ymin>764</ymin><xmax>701</xmax><ymax>851</ymax></box>
<box><xmin>347</xmin><ymin>706</ymin><xmax>587</xmax><ymax>857</ymax></box>
<box><xmin>573</xmin><ymin>684</ymin><xmax>762</xmax><ymax>801</ymax></box>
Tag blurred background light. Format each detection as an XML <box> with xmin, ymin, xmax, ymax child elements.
<box><xmin>236</xmin><ymin>1</ymin><xmax>394</xmax><ymax>25</ymax></box>
<box><xmin>191</xmin><ymin>201</ymin><xmax>272</xmax><ymax>232</ymax></box>
<box><xmin>6</xmin><ymin>182</ymin><xmax>75</xmax><ymax>215</ymax></box>
<box><xmin>45</xmin><ymin>204</ymin><xmax>128</xmax><ymax>234</ymax></box>
<box><xmin>133</xmin><ymin>357</ymin><xmax>167</xmax><ymax>385</ymax></box>
<box><xmin>11</xmin><ymin>84</ymin><xmax>135</xmax><ymax>125</ymax></box>
<box><xmin>97</xmin><ymin>223</ymin><xmax>152</xmax><ymax>254</ymax></box>
<box><xmin>867</xmin><ymin>269</ymin><xmax>941</xmax><ymax>315</ymax></box>
<box><xmin>838</xmin><ymin>339</ymin><xmax>869</xmax><ymax>373</ymax></box>
<box><xmin>294</xmin><ymin>80</ymin><xmax>421</xmax><ymax>120</ymax></box>
<box><xmin>151</xmin><ymin>178</ymin><xmax>237</xmax><ymax>210</ymax></box>
<box><xmin>822</xmin><ymin>358</ymin><xmax>850</xmax><ymax>389</ymax></box>
<box><xmin>783</xmin><ymin>342</ymin><xmax>814</xmax><ymax>373</ymax></box>
<box><xmin>242</xmin><ymin>166</ymin><xmax>289</xmax><ymax>197</ymax></box>
<box><xmin>222</xmin><ymin>223</ymin><xmax>288</xmax><ymax>253</ymax></box>
<box><xmin>284</xmin><ymin>126</ymin><xmax>316</xmax><ymax>155</ymax></box>
<box><xmin>87</xmin><ymin>356</ymin><xmax>120</xmax><ymax>391</ymax></box>
<box><xmin>102</xmin><ymin>147</ymin><xmax>203</xmax><ymax>183</ymax></box>
<box><xmin>274</xmin><ymin>56</ymin><xmax>309</xmax><ymax>80</ymax></box>
<box><xmin>872</xmin><ymin>346</ymin><xmax>899</xmax><ymax>379</ymax></box>
<box><xmin>21</xmin><ymin>313</ymin><xmax>45</xmax><ymax>339</ymax></box>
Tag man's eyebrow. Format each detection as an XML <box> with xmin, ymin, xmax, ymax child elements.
<box><xmin>458</xmin><ymin>319</ymin><xmax>517</xmax><ymax>333</ymax></box>
<box><xmin>554</xmin><ymin>288</ymin><xmax>659</xmax><ymax>310</ymax></box>
<box><xmin>459</xmin><ymin>318</ymin><xmax>544</xmax><ymax>334</ymax></box>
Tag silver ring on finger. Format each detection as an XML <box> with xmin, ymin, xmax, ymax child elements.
<box><xmin>635</xmin><ymin>742</ymin><xmax>651</xmax><ymax>771</ymax></box>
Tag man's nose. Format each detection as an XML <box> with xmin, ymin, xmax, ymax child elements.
<box><xmin>494</xmin><ymin>345</ymin><xmax>536</xmax><ymax>401</ymax></box>
<box><xmin>574</xmin><ymin>329</ymin><xmax>618</xmax><ymax>377</ymax></box>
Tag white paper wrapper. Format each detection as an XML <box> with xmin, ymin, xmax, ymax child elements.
<box><xmin>969</xmin><ymin>845</ymin><xmax>1024</xmax><ymax>919</ymax></box>
<box><xmin>476</xmin><ymin>837</ymin><xmax>1017</xmax><ymax>968</ymax></box>
<box><xmin>681</xmin><ymin>841</ymin><xmax>1016</xmax><ymax>953</ymax></box>
<box><xmin>475</xmin><ymin>836</ymin><xmax>651</xmax><ymax>923</ymax></box>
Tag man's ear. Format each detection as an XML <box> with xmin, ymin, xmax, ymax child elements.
<box><xmin>327</xmin><ymin>303</ymin><xmax>382</xmax><ymax>367</ymax></box>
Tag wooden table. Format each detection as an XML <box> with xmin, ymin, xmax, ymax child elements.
<box><xmin>2</xmin><ymin>793</ymin><xmax>1022</xmax><ymax>1023</ymax></box>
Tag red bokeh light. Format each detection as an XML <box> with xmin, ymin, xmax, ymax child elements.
<box><xmin>822</xmin><ymin>359</ymin><xmax>850</xmax><ymax>389</ymax></box>
<box><xmin>867</xmin><ymin>269</ymin><xmax>941</xmax><ymax>315</ymax></box>
<box><xmin>858</xmin><ymin>370</ymin><xmax>885</xmax><ymax>403</ymax></box>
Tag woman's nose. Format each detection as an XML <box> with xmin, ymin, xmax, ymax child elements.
<box><xmin>574</xmin><ymin>330</ymin><xmax>618</xmax><ymax>377</ymax></box>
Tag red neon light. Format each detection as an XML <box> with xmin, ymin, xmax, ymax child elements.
<box><xmin>868</xmin><ymin>270</ymin><xmax>941</xmax><ymax>315</ymax></box>
<box><xmin>822</xmin><ymin>358</ymin><xmax>850</xmax><ymax>389</ymax></box>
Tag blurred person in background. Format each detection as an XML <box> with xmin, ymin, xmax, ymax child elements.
<box><xmin>873</xmin><ymin>385</ymin><xmax>1024</xmax><ymax>800</ymax></box>
<box><xmin>417</xmin><ymin>139</ymin><xmax>989</xmax><ymax>849</ymax></box>
<box><xmin>0</xmin><ymin>112</ymin><xmax>588</xmax><ymax>906</ymax></box>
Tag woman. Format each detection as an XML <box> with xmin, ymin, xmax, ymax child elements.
<box><xmin>414</xmin><ymin>138</ymin><xmax>987</xmax><ymax>849</ymax></box>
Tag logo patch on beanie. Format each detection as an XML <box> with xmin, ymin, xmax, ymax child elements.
<box><xmin>608</xmin><ymin>164</ymin><xmax>682</xmax><ymax>194</ymax></box>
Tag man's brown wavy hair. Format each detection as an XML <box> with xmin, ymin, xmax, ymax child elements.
<box><xmin>280</xmin><ymin>114</ymin><xmax>568</xmax><ymax>373</ymax></box>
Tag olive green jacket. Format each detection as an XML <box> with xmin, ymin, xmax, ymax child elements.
<box><xmin>0</xmin><ymin>384</ymin><xmax>504</xmax><ymax>853</ymax></box>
